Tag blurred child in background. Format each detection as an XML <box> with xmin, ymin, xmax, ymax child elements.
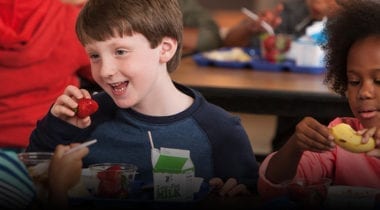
<box><xmin>179</xmin><ymin>0</ymin><xmax>223</xmax><ymax>55</ymax></box>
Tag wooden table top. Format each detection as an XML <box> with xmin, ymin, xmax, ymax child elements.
<box><xmin>172</xmin><ymin>56</ymin><xmax>335</xmax><ymax>96</ymax></box>
<box><xmin>171</xmin><ymin>56</ymin><xmax>352</xmax><ymax>118</ymax></box>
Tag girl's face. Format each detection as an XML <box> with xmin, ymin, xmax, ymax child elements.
<box><xmin>306</xmin><ymin>0</ymin><xmax>339</xmax><ymax>20</ymax></box>
<box><xmin>346</xmin><ymin>36</ymin><xmax>380</xmax><ymax>128</ymax></box>
<box><xmin>84</xmin><ymin>33</ymin><xmax>167</xmax><ymax>109</ymax></box>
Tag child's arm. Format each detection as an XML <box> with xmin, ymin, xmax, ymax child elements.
<box><xmin>265</xmin><ymin>117</ymin><xmax>335</xmax><ymax>184</ymax></box>
<box><xmin>48</xmin><ymin>144</ymin><xmax>89</xmax><ymax>209</ymax></box>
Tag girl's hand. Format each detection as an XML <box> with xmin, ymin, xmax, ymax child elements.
<box><xmin>357</xmin><ymin>127</ymin><xmax>380</xmax><ymax>158</ymax></box>
<box><xmin>51</xmin><ymin>85</ymin><xmax>93</xmax><ymax>128</ymax></box>
<box><xmin>208</xmin><ymin>177</ymin><xmax>251</xmax><ymax>197</ymax></box>
<box><xmin>289</xmin><ymin>117</ymin><xmax>335</xmax><ymax>153</ymax></box>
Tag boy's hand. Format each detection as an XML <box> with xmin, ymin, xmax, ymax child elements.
<box><xmin>51</xmin><ymin>85</ymin><xmax>94</xmax><ymax>128</ymax></box>
<box><xmin>209</xmin><ymin>177</ymin><xmax>251</xmax><ymax>197</ymax></box>
<box><xmin>289</xmin><ymin>117</ymin><xmax>335</xmax><ymax>153</ymax></box>
<box><xmin>75</xmin><ymin>98</ymin><xmax>98</xmax><ymax>119</ymax></box>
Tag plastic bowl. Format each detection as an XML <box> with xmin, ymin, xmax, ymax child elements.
<box><xmin>88</xmin><ymin>163</ymin><xmax>138</xmax><ymax>198</ymax></box>
<box><xmin>284</xmin><ymin>178</ymin><xmax>332</xmax><ymax>208</ymax></box>
<box><xmin>18</xmin><ymin>152</ymin><xmax>53</xmax><ymax>199</ymax></box>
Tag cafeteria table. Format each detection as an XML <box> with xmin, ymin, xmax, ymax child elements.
<box><xmin>172</xmin><ymin>56</ymin><xmax>352</xmax><ymax>119</ymax></box>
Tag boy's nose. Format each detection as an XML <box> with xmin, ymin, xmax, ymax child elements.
<box><xmin>99</xmin><ymin>59</ymin><xmax>117</xmax><ymax>78</ymax></box>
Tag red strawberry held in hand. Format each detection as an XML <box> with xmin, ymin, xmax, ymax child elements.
<box><xmin>75</xmin><ymin>98</ymin><xmax>99</xmax><ymax>118</ymax></box>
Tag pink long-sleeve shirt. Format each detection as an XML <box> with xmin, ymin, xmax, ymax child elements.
<box><xmin>258</xmin><ymin>117</ymin><xmax>380</xmax><ymax>200</ymax></box>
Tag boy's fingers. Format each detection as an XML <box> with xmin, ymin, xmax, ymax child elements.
<box><xmin>226</xmin><ymin>184</ymin><xmax>250</xmax><ymax>197</ymax></box>
<box><xmin>219</xmin><ymin>178</ymin><xmax>237</xmax><ymax>196</ymax></box>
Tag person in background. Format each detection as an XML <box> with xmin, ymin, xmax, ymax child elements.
<box><xmin>224</xmin><ymin>0</ymin><xmax>341</xmax><ymax>152</ymax></box>
<box><xmin>258</xmin><ymin>0</ymin><xmax>380</xmax><ymax>203</ymax></box>
<box><xmin>27</xmin><ymin>0</ymin><xmax>259</xmax><ymax>202</ymax></box>
<box><xmin>0</xmin><ymin>0</ymin><xmax>93</xmax><ymax>151</ymax></box>
<box><xmin>178</xmin><ymin>0</ymin><xmax>223</xmax><ymax>55</ymax></box>
<box><xmin>224</xmin><ymin>0</ymin><xmax>340</xmax><ymax>47</ymax></box>
<box><xmin>0</xmin><ymin>144</ymin><xmax>88</xmax><ymax>209</ymax></box>
<box><xmin>222</xmin><ymin>1</ymin><xmax>283</xmax><ymax>48</ymax></box>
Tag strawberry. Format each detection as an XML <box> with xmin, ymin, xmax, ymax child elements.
<box><xmin>75</xmin><ymin>98</ymin><xmax>99</xmax><ymax>118</ymax></box>
<box><xmin>263</xmin><ymin>35</ymin><xmax>276</xmax><ymax>51</ymax></box>
<box><xmin>96</xmin><ymin>164</ymin><xmax>128</xmax><ymax>198</ymax></box>
<box><xmin>264</xmin><ymin>49</ymin><xmax>279</xmax><ymax>63</ymax></box>
<box><xmin>97</xmin><ymin>165</ymin><xmax>122</xmax><ymax>181</ymax></box>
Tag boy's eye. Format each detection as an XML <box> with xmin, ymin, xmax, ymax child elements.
<box><xmin>89</xmin><ymin>54</ymin><xmax>100</xmax><ymax>60</ymax></box>
<box><xmin>115</xmin><ymin>49</ymin><xmax>128</xmax><ymax>55</ymax></box>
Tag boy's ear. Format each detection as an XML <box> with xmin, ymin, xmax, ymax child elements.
<box><xmin>159</xmin><ymin>37</ymin><xmax>177</xmax><ymax>63</ymax></box>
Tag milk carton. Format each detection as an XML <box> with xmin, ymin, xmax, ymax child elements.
<box><xmin>151</xmin><ymin>147</ymin><xmax>197</xmax><ymax>201</ymax></box>
<box><xmin>286</xmin><ymin>17</ymin><xmax>327</xmax><ymax>67</ymax></box>
<box><xmin>287</xmin><ymin>39</ymin><xmax>325</xmax><ymax>67</ymax></box>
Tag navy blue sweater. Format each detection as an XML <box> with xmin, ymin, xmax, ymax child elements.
<box><xmin>27</xmin><ymin>83</ymin><xmax>259</xmax><ymax>191</ymax></box>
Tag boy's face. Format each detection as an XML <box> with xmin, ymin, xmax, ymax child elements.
<box><xmin>346</xmin><ymin>36</ymin><xmax>380</xmax><ymax>128</ymax></box>
<box><xmin>306</xmin><ymin>0</ymin><xmax>339</xmax><ymax>20</ymax></box>
<box><xmin>84</xmin><ymin>33</ymin><xmax>167</xmax><ymax>109</ymax></box>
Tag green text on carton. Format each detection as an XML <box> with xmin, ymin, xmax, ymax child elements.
<box><xmin>152</xmin><ymin>147</ymin><xmax>197</xmax><ymax>201</ymax></box>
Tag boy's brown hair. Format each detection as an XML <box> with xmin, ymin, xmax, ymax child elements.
<box><xmin>76</xmin><ymin>0</ymin><xmax>183</xmax><ymax>72</ymax></box>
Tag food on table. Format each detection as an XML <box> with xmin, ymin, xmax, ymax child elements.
<box><xmin>96</xmin><ymin>164</ymin><xmax>129</xmax><ymax>198</ymax></box>
<box><xmin>75</xmin><ymin>98</ymin><xmax>99</xmax><ymax>118</ymax></box>
<box><xmin>261</xmin><ymin>33</ymin><xmax>291</xmax><ymax>63</ymax></box>
<box><xmin>331</xmin><ymin>123</ymin><xmax>375</xmax><ymax>153</ymax></box>
<box><xmin>286</xmin><ymin>178</ymin><xmax>331</xmax><ymax>208</ymax></box>
<box><xmin>203</xmin><ymin>47</ymin><xmax>252</xmax><ymax>62</ymax></box>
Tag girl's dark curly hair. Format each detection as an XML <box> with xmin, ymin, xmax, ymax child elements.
<box><xmin>323</xmin><ymin>0</ymin><xmax>380</xmax><ymax>96</ymax></box>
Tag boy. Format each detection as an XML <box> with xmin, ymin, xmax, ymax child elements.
<box><xmin>27</xmin><ymin>0</ymin><xmax>258</xmax><ymax>199</ymax></box>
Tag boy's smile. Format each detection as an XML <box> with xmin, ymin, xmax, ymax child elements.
<box><xmin>109</xmin><ymin>81</ymin><xmax>129</xmax><ymax>96</ymax></box>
